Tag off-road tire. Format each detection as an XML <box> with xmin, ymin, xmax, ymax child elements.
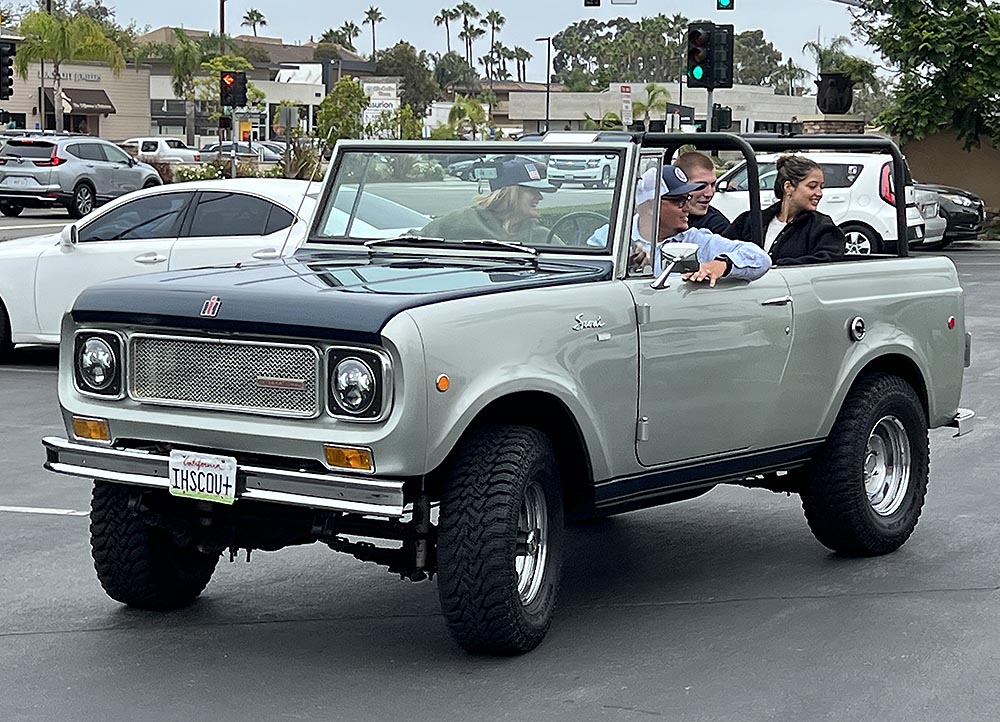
<box><xmin>437</xmin><ymin>425</ymin><xmax>564</xmax><ymax>655</ymax></box>
<box><xmin>68</xmin><ymin>183</ymin><xmax>95</xmax><ymax>219</ymax></box>
<box><xmin>800</xmin><ymin>373</ymin><xmax>929</xmax><ymax>556</ymax></box>
<box><xmin>90</xmin><ymin>481</ymin><xmax>220</xmax><ymax>609</ymax></box>
<box><xmin>0</xmin><ymin>203</ymin><xmax>23</xmax><ymax>217</ymax></box>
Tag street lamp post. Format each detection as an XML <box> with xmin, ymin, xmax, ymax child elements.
<box><xmin>535</xmin><ymin>36</ymin><xmax>551</xmax><ymax>133</ymax></box>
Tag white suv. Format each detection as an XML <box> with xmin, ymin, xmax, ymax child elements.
<box><xmin>546</xmin><ymin>154</ymin><xmax>619</xmax><ymax>189</ymax></box>
<box><xmin>711</xmin><ymin>152</ymin><xmax>925</xmax><ymax>254</ymax></box>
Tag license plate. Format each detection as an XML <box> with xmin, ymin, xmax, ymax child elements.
<box><xmin>3</xmin><ymin>176</ymin><xmax>30</xmax><ymax>187</ymax></box>
<box><xmin>168</xmin><ymin>450</ymin><xmax>237</xmax><ymax>505</ymax></box>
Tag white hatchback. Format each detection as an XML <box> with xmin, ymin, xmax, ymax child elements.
<box><xmin>0</xmin><ymin>178</ymin><xmax>318</xmax><ymax>357</ymax></box>
<box><xmin>711</xmin><ymin>152</ymin><xmax>925</xmax><ymax>254</ymax></box>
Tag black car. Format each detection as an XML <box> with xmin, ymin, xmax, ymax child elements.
<box><xmin>914</xmin><ymin>181</ymin><xmax>985</xmax><ymax>249</ymax></box>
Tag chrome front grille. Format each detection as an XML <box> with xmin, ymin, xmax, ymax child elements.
<box><xmin>129</xmin><ymin>335</ymin><xmax>321</xmax><ymax>418</ymax></box>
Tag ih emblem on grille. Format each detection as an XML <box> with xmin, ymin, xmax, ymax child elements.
<box><xmin>200</xmin><ymin>295</ymin><xmax>222</xmax><ymax>318</ymax></box>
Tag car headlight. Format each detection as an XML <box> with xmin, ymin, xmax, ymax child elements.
<box><xmin>73</xmin><ymin>331</ymin><xmax>123</xmax><ymax>397</ymax></box>
<box><xmin>328</xmin><ymin>348</ymin><xmax>389</xmax><ymax>420</ymax></box>
<box><xmin>940</xmin><ymin>193</ymin><xmax>976</xmax><ymax>208</ymax></box>
<box><xmin>587</xmin><ymin>159</ymin><xmax>600</xmax><ymax>168</ymax></box>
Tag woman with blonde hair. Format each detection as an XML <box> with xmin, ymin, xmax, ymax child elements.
<box><xmin>420</xmin><ymin>158</ymin><xmax>558</xmax><ymax>244</ymax></box>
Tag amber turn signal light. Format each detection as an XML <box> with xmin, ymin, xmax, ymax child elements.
<box><xmin>71</xmin><ymin>416</ymin><xmax>111</xmax><ymax>442</ymax></box>
<box><xmin>323</xmin><ymin>445</ymin><xmax>374</xmax><ymax>473</ymax></box>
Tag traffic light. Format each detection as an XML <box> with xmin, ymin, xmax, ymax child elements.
<box><xmin>717</xmin><ymin>0</ymin><xmax>734</xmax><ymax>10</ymax></box>
<box><xmin>711</xmin><ymin>104</ymin><xmax>733</xmax><ymax>131</ymax></box>
<box><xmin>0</xmin><ymin>42</ymin><xmax>16</xmax><ymax>101</ymax></box>
<box><xmin>584</xmin><ymin>0</ymin><xmax>600</xmax><ymax>6</ymax></box>
<box><xmin>686</xmin><ymin>22</ymin><xmax>714</xmax><ymax>89</ymax></box>
<box><xmin>219</xmin><ymin>71</ymin><xmax>247</xmax><ymax>107</ymax></box>
<box><xmin>710</xmin><ymin>24</ymin><xmax>734</xmax><ymax>89</ymax></box>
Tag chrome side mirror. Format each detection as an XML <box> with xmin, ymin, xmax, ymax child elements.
<box><xmin>60</xmin><ymin>223</ymin><xmax>79</xmax><ymax>248</ymax></box>
<box><xmin>651</xmin><ymin>242</ymin><xmax>700</xmax><ymax>290</ymax></box>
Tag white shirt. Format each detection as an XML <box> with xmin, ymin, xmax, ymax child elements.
<box><xmin>764</xmin><ymin>217</ymin><xmax>787</xmax><ymax>252</ymax></box>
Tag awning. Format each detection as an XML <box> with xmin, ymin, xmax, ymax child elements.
<box><xmin>43</xmin><ymin>87</ymin><xmax>117</xmax><ymax>115</ymax></box>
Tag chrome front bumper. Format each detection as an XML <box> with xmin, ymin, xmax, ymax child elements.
<box><xmin>42</xmin><ymin>437</ymin><xmax>405</xmax><ymax>518</ymax></box>
<box><xmin>947</xmin><ymin>408</ymin><xmax>976</xmax><ymax>438</ymax></box>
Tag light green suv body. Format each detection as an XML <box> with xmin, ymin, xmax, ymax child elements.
<box><xmin>42</xmin><ymin>133</ymin><xmax>974</xmax><ymax>655</ymax></box>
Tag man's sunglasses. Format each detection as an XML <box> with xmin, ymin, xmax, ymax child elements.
<box><xmin>662</xmin><ymin>194</ymin><xmax>692</xmax><ymax>208</ymax></box>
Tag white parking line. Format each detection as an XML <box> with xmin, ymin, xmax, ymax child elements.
<box><xmin>0</xmin><ymin>505</ymin><xmax>88</xmax><ymax>517</ymax></box>
<box><xmin>0</xmin><ymin>223</ymin><xmax>65</xmax><ymax>231</ymax></box>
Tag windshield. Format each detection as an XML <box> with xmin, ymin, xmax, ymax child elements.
<box><xmin>311</xmin><ymin>149</ymin><xmax>623</xmax><ymax>250</ymax></box>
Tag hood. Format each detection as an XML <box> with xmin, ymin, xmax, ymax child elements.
<box><xmin>72</xmin><ymin>249</ymin><xmax>613</xmax><ymax>344</ymax></box>
<box><xmin>914</xmin><ymin>182</ymin><xmax>982</xmax><ymax>202</ymax></box>
<box><xmin>0</xmin><ymin>231</ymin><xmax>60</xmax><ymax>258</ymax></box>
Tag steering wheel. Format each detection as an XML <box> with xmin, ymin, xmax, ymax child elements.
<box><xmin>546</xmin><ymin>211</ymin><xmax>610</xmax><ymax>247</ymax></box>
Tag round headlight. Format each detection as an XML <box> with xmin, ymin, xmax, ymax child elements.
<box><xmin>333</xmin><ymin>357</ymin><xmax>376</xmax><ymax>414</ymax></box>
<box><xmin>79</xmin><ymin>337</ymin><xmax>116</xmax><ymax>391</ymax></box>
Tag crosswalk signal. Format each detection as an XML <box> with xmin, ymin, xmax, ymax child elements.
<box><xmin>686</xmin><ymin>22</ymin><xmax>714</xmax><ymax>89</ymax></box>
<box><xmin>219</xmin><ymin>71</ymin><xmax>247</xmax><ymax>107</ymax></box>
<box><xmin>711</xmin><ymin>23</ymin><xmax>735</xmax><ymax>89</ymax></box>
<box><xmin>717</xmin><ymin>0</ymin><xmax>734</xmax><ymax>10</ymax></box>
<box><xmin>0</xmin><ymin>42</ymin><xmax>16</xmax><ymax>101</ymax></box>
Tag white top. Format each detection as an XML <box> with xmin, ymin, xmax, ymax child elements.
<box><xmin>764</xmin><ymin>217</ymin><xmax>787</xmax><ymax>252</ymax></box>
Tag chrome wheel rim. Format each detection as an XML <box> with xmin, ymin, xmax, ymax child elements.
<box><xmin>515</xmin><ymin>481</ymin><xmax>548</xmax><ymax>606</ymax></box>
<box><xmin>864</xmin><ymin>415</ymin><xmax>911</xmax><ymax>516</ymax></box>
<box><xmin>77</xmin><ymin>188</ymin><xmax>93</xmax><ymax>215</ymax></box>
<box><xmin>845</xmin><ymin>231</ymin><xmax>872</xmax><ymax>255</ymax></box>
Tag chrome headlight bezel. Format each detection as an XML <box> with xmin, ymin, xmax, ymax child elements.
<box><xmin>326</xmin><ymin>346</ymin><xmax>392</xmax><ymax>422</ymax></box>
<box><xmin>73</xmin><ymin>329</ymin><xmax>125</xmax><ymax>399</ymax></box>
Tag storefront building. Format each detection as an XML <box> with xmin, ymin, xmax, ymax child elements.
<box><xmin>0</xmin><ymin>61</ymin><xmax>151</xmax><ymax>139</ymax></box>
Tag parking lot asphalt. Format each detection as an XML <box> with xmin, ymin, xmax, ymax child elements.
<box><xmin>1</xmin><ymin>244</ymin><xmax>998</xmax><ymax>722</ymax></box>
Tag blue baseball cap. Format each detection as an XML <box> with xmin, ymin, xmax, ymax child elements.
<box><xmin>660</xmin><ymin>164</ymin><xmax>706</xmax><ymax>197</ymax></box>
<box><xmin>489</xmin><ymin>158</ymin><xmax>557</xmax><ymax>193</ymax></box>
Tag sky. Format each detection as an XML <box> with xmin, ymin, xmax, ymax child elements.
<box><xmin>109</xmin><ymin>0</ymin><xmax>882</xmax><ymax>82</ymax></box>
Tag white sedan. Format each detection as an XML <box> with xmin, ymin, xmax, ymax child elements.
<box><xmin>0</xmin><ymin>178</ymin><xmax>319</xmax><ymax>357</ymax></box>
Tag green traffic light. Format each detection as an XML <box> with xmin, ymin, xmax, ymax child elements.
<box><xmin>718</xmin><ymin>0</ymin><xmax>733</xmax><ymax>8</ymax></box>
<box><xmin>691</xmin><ymin>66</ymin><xmax>704</xmax><ymax>81</ymax></box>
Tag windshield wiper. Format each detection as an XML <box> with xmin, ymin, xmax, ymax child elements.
<box><xmin>462</xmin><ymin>239</ymin><xmax>538</xmax><ymax>256</ymax></box>
<box><xmin>364</xmin><ymin>234</ymin><xmax>446</xmax><ymax>248</ymax></box>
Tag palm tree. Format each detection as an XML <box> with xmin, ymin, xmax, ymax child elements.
<box><xmin>513</xmin><ymin>46</ymin><xmax>531</xmax><ymax>83</ymax></box>
<box><xmin>433</xmin><ymin>51</ymin><xmax>479</xmax><ymax>98</ymax></box>
<box><xmin>241</xmin><ymin>9</ymin><xmax>267</xmax><ymax>37</ymax></box>
<box><xmin>633</xmin><ymin>83</ymin><xmax>670</xmax><ymax>123</ymax></box>
<box><xmin>364</xmin><ymin>6</ymin><xmax>385</xmax><ymax>58</ymax></box>
<box><xmin>480</xmin><ymin>10</ymin><xmax>505</xmax><ymax>92</ymax></box>
<box><xmin>802</xmin><ymin>35</ymin><xmax>852</xmax><ymax>75</ymax></box>
<box><xmin>15</xmin><ymin>11</ymin><xmax>126</xmax><ymax>132</ymax></box>
<box><xmin>772</xmin><ymin>58</ymin><xmax>809</xmax><ymax>96</ymax></box>
<box><xmin>137</xmin><ymin>29</ymin><xmax>202</xmax><ymax>146</ymax></box>
<box><xmin>434</xmin><ymin>8</ymin><xmax>460</xmax><ymax>54</ymax></box>
<box><xmin>338</xmin><ymin>21</ymin><xmax>362</xmax><ymax>52</ymax></box>
<box><xmin>447</xmin><ymin>94</ymin><xmax>486</xmax><ymax>138</ymax></box>
<box><xmin>455</xmin><ymin>2</ymin><xmax>480</xmax><ymax>65</ymax></box>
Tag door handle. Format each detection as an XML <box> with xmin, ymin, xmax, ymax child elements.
<box><xmin>251</xmin><ymin>248</ymin><xmax>280</xmax><ymax>260</ymax></box>
<box><xmin>134</xmin><ymin>252</ymin><xmax>168</xmax><ymax>264</ymax></box>
<box><xmin>760</xmin><ymin>295</ymin><xmax>792</xmax><ymax>307</ymax></box>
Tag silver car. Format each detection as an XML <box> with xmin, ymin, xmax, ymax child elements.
<box><xmin>0</xmin><ymin>135</ymin><xmax>162</xmax><ymax>218</ymax></box>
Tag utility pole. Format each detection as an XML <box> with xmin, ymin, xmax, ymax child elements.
<box><xmin>535</xmin><ymin>36</ymin><xmax>551</xmax><ymax>133</ymax></box>
<box><xmin>220</xmin><ymin>0</ymin><xmax>227</xmax><ymax>38</ymax></box>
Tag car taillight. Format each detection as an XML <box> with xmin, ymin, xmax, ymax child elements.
<box><xmin>879</xmin><ymin>162</ymin><xmax>895</xmax><ymax>205</ymax></box>
<box><xmin>194</xmin><ymin>154</ymin><xmax>201</xmax><ymax>161</ymax></box>
<box><xmin>33</xmin><ymin>150</ymin><xmax>67</xmax><ymax>167</ymax></box>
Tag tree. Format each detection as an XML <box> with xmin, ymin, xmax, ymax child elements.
<box><xmin>632</xmin><ymin>83</ymin><xmax>670</xmax><ymax>124</ymax></box>
<box><xmin>375</xmin><ymin>41</ymin><xmax>441</xmax><ymax>116</ymax></box>
<box><xmin>802</xmin><ymin>34</ymin><xmax>880</xmax><ymax>115</ymax></box>
<box><xmin>434</xmin><ymin>51</ymin><xmax>480</xmax><ymax>98</ymax></box>
<box><xmin>513</xmin><ymin>46</ymin><xmax>532</xmax><ymax>83</ymax></box>
<box><xmin>137</xmin><ymin>28</ymin><xmax>202</xmax><ymax>146</ymax></box>
<box><xmin>456</xmin><ymin>1</ymin><xmax>480</xmax><ymax>64</ymax></box>
<box><xmin>447</xmin><ymin>94</ymin><xmax>486</xmax><ymax>139</ymax></box>
<box><xmin>434</xmin><ymin>7</ymin><xmax>460</xmax><ymax>54</ymax></box>
<box><xmin>771</xmin><ymin>58</ymin><xmax>810</xmax><ymax>96</ymax></box>
<box><xmin>14</xmin><ymin>10</ymin><xmax>126</xmax><ymax>132</ymax></box>
<box><xmin>363</xmin><ymin>5</ymin><xmax>385</xmax><ymax>58</ymax></box>
<box><xmin>583</xmin><ymin>111</ymin><xmax>623</xmax><ymax>130</ymax></box>
<box><xmin>733</xmin><ymin>29</ymin><xmax>783</xmax><ymax>86</ymax></box>
<box><xmin>241</xmin><ymin>8</ymin><xmax>267</xmax><ymax>37</ymax></box>
<box><xmin>480</xmin><ymin>9</ymin><xmax>505</xmax><ymax>90</ymax></box>
<box><xmin>366</xmin><ymin>104</ymin><xmax>423</xmax><ymax>140</ymax></box>
<box><xmin>802</xmin><ymin>35</ymin><xmax>853</xmax><ymax>76</ymax></box>
<box><xmin>198</xmin><ymin>31</ymin><xmax>239</xmax><ymax>61</ymax></box>
<box><xmin>459</xmin><ymin>24</ymin><xmax>485</xmax><ymax>68</ymax></box>
<box><xmin>315</xmin><ymin>76</ymin><xmax>370</xmax><ymax>144</ymax></box>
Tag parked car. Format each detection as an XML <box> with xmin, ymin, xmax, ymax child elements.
<box><xmin>199</xmin><ymin>142</ymin><xmax>282</xmax><ymax>163</ymax></box>
<box><xmin>121</xmin><ymin>137</ymin><xmax>202</xmax><ymax>164</ymax></box>
<box><xmin>546</xmin><ymin>153</ymin><xmax>620</xmax><ymax>189</ymax></box>
<box><xmin>910</xmin><ymin>186</ymin><xmax>947</xmax><ymax>250</ymax></box>
<box><xmin>0</xmin><ymin>136</ymin><xmax>162</xmax><ymax>218</ymax></box>
<box><xmin>914</xmin><ymin>181</ymin><xmax>985</xmax><ymax>249</ymax></box>
<box><xmin>713</xmin><ymin>152</ymin><xmax>925</xmax><ymax>254</ymax></box>
<box><xmin>447</xmin><ymin>154</ymin><xmax>547</xmax><ymax>181</ymax></box>
<box><xmin>0</xmin><ymin>178</ymin><xmax>317</xmax><ymax>356</ymax></box>
<box><xmin>40</xmin><ymin>134</ymin><xmax>973</xmax><ymax>656</ymax></box>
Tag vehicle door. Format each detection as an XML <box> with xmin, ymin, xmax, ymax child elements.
<box><xmin>624</xmin><ymin>155</ymin><xmax>794</xmax><ymax>468</ymax></box>
<box><xmin>168</xmin><ymin>191</ymin><xmax>298</xmax><ymax>270</ymax></box>
<box><xmin>71</xmin><ymin>142</ymin><xmax>116</xmax><ymax>200</ymax></box>
<box><xmin>33</xmin><ymin>192</ymin><xmax>191</xmax><ymax>336</ymax></box>
<box><xmin>103</xmin><ymin>143</ymin><xmax>144</xmax><ymax>195</ymax></box>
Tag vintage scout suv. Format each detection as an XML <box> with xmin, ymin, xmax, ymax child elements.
<box><xmin>43</xmin><ymin>133</ymin><xmax>974</xmax><ymax>655</ymax></box>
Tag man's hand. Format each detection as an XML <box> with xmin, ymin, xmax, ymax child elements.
<box><xmin>682</xmin><ymin>259</ymin><xmax>729</xmax><ymax>287</ymax></box>
<box><xmin>629</xmin><ymin>241</ymin><xmax>650</xmax><ymax>271</ymax></box>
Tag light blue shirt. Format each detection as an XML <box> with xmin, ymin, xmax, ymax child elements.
<box><xmin>587</xmin><ymin>222</ymin><xmax>771</xmax><ymax>281</ymax></box>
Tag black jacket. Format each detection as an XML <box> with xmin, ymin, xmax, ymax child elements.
<box><xmin>724</xmin><ymin>203</ymin><xmax>846</xmax><ymax>265</ymax></box>
<box><xmin>690</xmin><ymin>205</ymin><xmax>731</xmax><ymax>235</ymax></box>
